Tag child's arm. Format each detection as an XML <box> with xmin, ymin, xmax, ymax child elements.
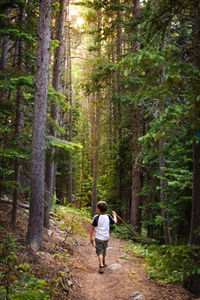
<box><xmin>112</xmin><ymin>211</ymin><xmax>117</xmax><ymax>224</ymax></box>
<box><xmin>90</xmin><ymin>225</ymin><xmax>95</xmax><ymax>245</ymax></box>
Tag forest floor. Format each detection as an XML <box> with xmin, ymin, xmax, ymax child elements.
<box><xmin>0</xmin><ymin>202</ymin><xmax>197</xmax><ymax>300</ymax></box>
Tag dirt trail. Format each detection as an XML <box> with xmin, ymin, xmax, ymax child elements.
<box><xmin>0</xmin><ymin>202</ymin><xmax>196</xmax><ymax>300</ymax></box>
<box><xmin>69</xmin><ymin>220</ymin><xmax>195</xmax><ymax>300</ymax></box>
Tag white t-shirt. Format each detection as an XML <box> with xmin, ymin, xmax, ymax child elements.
<box><xmin>91</xmin><ymin>214</ymin><xmax>115</xmax><ymax>241</ymax></box>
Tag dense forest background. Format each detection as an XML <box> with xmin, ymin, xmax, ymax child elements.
<box><xmin>0</xmin><ymin>0</ymin><xmax>200</xmax><ymax>295</ymax></box>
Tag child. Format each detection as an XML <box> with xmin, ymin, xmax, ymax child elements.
<box><xmin>90</xmin><ymin>201</ymin><xmax>117</xmax><ymax>274</ymax></box>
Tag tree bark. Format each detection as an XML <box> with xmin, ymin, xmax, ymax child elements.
<box><xmin>130</xmin><ymin>107</ymin><xmax>141</xmax><ymax>229</ymax></box>
<box><xmin>189</xmin><ymin>2</ymin><xmax>200</xmax><ymax>247</ymax></box>
<box><xmin>90</xmin><ymin>93</ymin><xmax>100</xmax><ymax>216</ymax></box>
<box><xmin>0</xmin><ymin>8</ymin><xmax>11</xmax><ymax>70</ymax></box>
<box><xmin>44</xmin><ymin>0</ymin><xmax>66</xmax><ymax>228</ymax></box>
<box><xmin>11</xmin><ymin>5</ymin><xmax>26</xmax><ymax>226</ymax></box>
<box><xmin>116</xmin><ymin>0</ymin><xmax>124</xmax><ymax>215</ymax></box>
<box><xmin>159</xmin><ymin>39</ymin><xmax>171</xmax><ymax>245</ymax></box>
<box><xmin>90</xmin><ymin>11</ymin><xmax>101</xmax><ymax>216</ymax></box>
<box><xmin>66</xmin><ymin>0</ymin><xmax>73</xmax><ymax>204</ymax></box>
<box><xmin>159</xmin><ymin>139</ymin><xmax>171</xmax><ymax>245</ymax></box>
<box><xmin>26</xmin><ymin>0</ymin><xmax>52</xmax><ymax>250</ymax></box>
<box><xmin>183</xmin><ymin>2</ymin><xmax>200</xmax><ymax>295</ymax></box>
<box><xmin>130</xmin><ymin>0</ymin><xmax>142</xmax><ymax>231</ymax></box>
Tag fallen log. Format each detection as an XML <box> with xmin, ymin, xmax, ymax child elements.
<box><xmin>0</xmin><ymin>198</ymin><xmax>59</xmax><ymax>218</ymax></box>
<box><xmin>0</xmin><ymin>198</ymin><xmax>29</xmax><ymax>210</ymax></box>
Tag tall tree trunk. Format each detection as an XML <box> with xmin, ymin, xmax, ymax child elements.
<box><xmin>90</xmin><ymin>93</ymin><xmax>100</xmax><ymax>216</ymax></box>
<box><xmin>159</xmin><ymin>42</ymin><xmax>171</xmax><ymax>245</ymax></box>
<box><xmin>116</xmin><ymin>1</ymin><xmax>124</xmax><ymax>215</ymax></box>
<box><xmin>183</xmin><ymin>3</ymin><xmax>200</xmax><ymax>295</ymax></box>
<box><xmin>66</xmin><ymin>0</ymin><xmax>73</xmax><ymax>204</ymax></box>
<box><xmin>130</xmin><ymin>0</ymin><xmax>142</xmax><ymax>231</ymax></box>
<box><xmin>159</xmin><ymin>139</ymin><xmax>171</xmax><ymax>244</ymax></box>
<box><xmin>189</xmin><ymin>1</ymin><xmax>200</xmax><ymax>248</ymax></box>
<box><xmin>0</xmin><ymin>8</ymin><xmax>11</xmax><ymax>198</ymax></box>
<box><xmin>90</xmin><ymin>11</ymin><xmax>101</xmax><ymax>216</ymax></box>
<box><xmin>0</xmin><ymin>8</ymin><xmax>11</xmax><ymax>70</ymax></box>
<box><xmin>44</xmin><ymin>0</ymin><xmax>66</xmax><ymax>227</ymax></box>
<box><xmin>0</xmin><ymin>35</ymin><xmax>9</xmax><ymax>70</ymax></box>
<box><xmin>26</xmin><ymin>0</ymin><xmax>52</xmax><ymax>250</ymax></box>
<box><xmin>11</xmin><ymin>6</ymin><xmax>26</xmax><ymax>226</ymax></box>
<box><xmin>130</xmin><ymin>107</ymin><xmax>141</xmax><ymax>229</ymax></box>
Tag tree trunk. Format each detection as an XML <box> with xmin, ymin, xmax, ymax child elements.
<box><xmin>66</xmin><ymin>0</ymin><xmax>73</xmax><ymax>204</ymax></box>
<box><xmin>183</xmin><ymin>2</ymin><xmax>200</xmax><ymax>295</ymax></box>
<box><xmin>44</xmin><ymin>0</ymin><xmax>66</xmax><ymax>228</ymax></box>
<box><xmin>0</xmin><ymin>8</ymin><xmax>11</xmax><ymax>199</ymax></box>
<box><xmin>11</xmin><ymin>6</ymin><xmax>26</xmax><ymax>226</ymax></box>
<box><xmin>0</xmin><ymin>35</ymin><xmax>9</xmax><ymax>70</ymax></box>
<box><xmin>189</xmin><ymin>2</ymin><xmax>200</xmax><ymax>247</ymax></box>
<box><xmin>0</xmin><ymin>8</ymin><xmax>10</xmax><ymax>70</ymax></box>
<box><xmin>26</xmin><ymin>0</ymin><xmax>52</xmax><ymax>250</ymax></box>
<box><xmin>89</xmin><ymin>93</ymin><xmax>100</xmax><ymax>216</ymax></box>
<box><xmin>116</xmin><ymin>1</ymin><xmax>124</xmax><ymax>215</ymax></box>
<box><xmin>159</xmin><ymin>139</ymin><xmax>171</xmax><ymax>245</ymax></box>
<box><xmin>130</xmin><ymin>107</ymin><xmax>141</xmax><ymax>229</ymax></box>
<box><xmin>130</xmin><ymin>0</ymin><xmax>142</xmax><ymax>231</ymax></box>
<box><xmin>159</xmin><ymin>39</ymin><xmax>171</xmax><ymax>245</ymax></box>
<box><xmin>90</xmin><ymin>11</ymin><xmax>101</xmax><ymax>216</ymax></box>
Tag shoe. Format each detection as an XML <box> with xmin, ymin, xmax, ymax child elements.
<box><xmin>98</xmin><ymin>265</ymin><xmax>104</xmax><ymax>274</ymax></box>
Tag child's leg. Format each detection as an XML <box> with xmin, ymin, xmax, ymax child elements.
<box><xmin>95</xmin><ymin>239</ymin><xmax>104</xmax><ymax>267</ymax></box>
<box><xmin>103</xmin><ymin>240</ymin><xmax>108</xmax><ymax>265</ymax></box>
<box><xmin>103</xmin><ymin>253</ymin><xmax>106</xmax><ymax>265</ymax></box>
<box><xmin>98</xmin><ymin>254</ymin><xmax>104</xmax><ymax>266</ymax></box>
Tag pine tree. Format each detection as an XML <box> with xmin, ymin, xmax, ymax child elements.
<box><xmin>26</xmin><ymin>0</ymin><xmax>52</xmax><ymax>250</ymax></box>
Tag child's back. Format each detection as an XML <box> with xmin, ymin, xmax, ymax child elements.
<box><xmin>90</xmin><ymin>201</ymin><xmax>117</xmax><ymax>273</ymax></box>
<box><xmin>92</xmin><ymin>214</ymin><xmax>115</xmax><ymax>241</ymax></box>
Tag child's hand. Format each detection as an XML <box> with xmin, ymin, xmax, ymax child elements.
<box><xmin>112</xmin><ymin>211</ymin><xmax>117</xmax><ymax>224</ymax></box>
<box><xmin>90</xmin><ymin>237</ymin><xmax>94</xmax><ymax>246</ymax></box>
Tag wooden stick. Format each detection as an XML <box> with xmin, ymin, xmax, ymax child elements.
<box><xmin>116</xmin><ymin>214</ymin><xmax>141</xmax><ymax>238</ymax></box>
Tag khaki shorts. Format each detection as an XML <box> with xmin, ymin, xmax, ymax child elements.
<box><xmin>95</xmin><ymin>238</ymin><xmax>108</xmax><ymax>256</ymax></box>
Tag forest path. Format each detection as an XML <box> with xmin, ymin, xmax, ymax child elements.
<box><xmin>69</xmin><ymin>219</ymin><xmax>193</xmax><ymax>300</ymax></box>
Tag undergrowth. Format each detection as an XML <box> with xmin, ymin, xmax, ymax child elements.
<box><xmin>111</xmin><ymin>224</ymin><xmax>136</xmax><ymax>241</ymax></box>
<box><xmin>53</xmin><ymin>204</ymin><xmax>91</xmax><ymax>220</ymax></box>
<box><xmin>145</xmin><ymin>245</ymin><xmax>200</xmax><ymax>283</ymax></box>
<box><xmin>52</xmin><ymin>204</ymin><xmax>90</xmax><ymax>237</ymax></box>
<box><xmin>112</xmin><ymin>224</ymin><xmax>200</xmax><ymax>284</ymax></box>
<box><xmin>0</xmin><ymin>228</ymin><xmax>50</xmax><ymax>299</ymax></box>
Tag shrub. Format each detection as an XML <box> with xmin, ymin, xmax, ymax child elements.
<box><xmin>145</xmin><ymin>245</ymin><xmax>200</xmax><ymax>283</ymax></box>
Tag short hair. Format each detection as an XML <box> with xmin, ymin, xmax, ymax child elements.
<box><xmin>97</xmin><ymin>201</ymin><xmax>108</xmax><ymax>213</ymax></box>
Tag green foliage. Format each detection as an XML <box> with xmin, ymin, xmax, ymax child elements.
<box><xmin>0</xmin><ymin>230</ymin><xmax>24</xmax><ymax>260</ymax></box>
<box><xmin>112</xmin><ymin>224</ymin><xmax>138</xmax><ymax>241</ymax></box>
<box><xmin>48</xmin><ymin>87</ymin><xmax>69</xmax><ymax>111</ymax></box>
<box><xmin>50</xmin><ymin>39</ymin><xmax>60</xmax><ymax>50</ymax></box>
<box><xmin>45</xmin><ymin>136</ymin><xmax>82</xmax><ymax>151</ymax></box>
<box><xmin>7</xmin><ymin>273</ymin><xmax>50</xmax><ymax>300</ymax></box>
<box><xmin>145</xmin><ymin>245</ymin><xmax>200</xmax><ymax>283</ymax></box>
<box><xmin>53</xmin><ymin>250</ymin><xmax>71</xmax><ymax>261</ymax></box>
<box><xmin>0</xmin><ymin>148</ymin><xmax>29</xmax><ymax>159</ymax></box>
<box><xmin>0</xmin><ymin>29</ymin><xmax>35</xmax><ymax>42</ymax></box>
<box><xmin>52</xmin><ymin>205</ymin><xmax>90</xmax><ymax>238</ymax></box>
<box><xmin>52</xmin><ymin>204</ymin><xmax>91</xmax><ymax>220</ymax></box>
<box><xmin>0</xmin><ymin>76</ymin><xmax>34</xmax><ymax>90</ymax></box>
<box><xmin>130</xmin><ymin>243</ymin><xmax>146</xmax><ymax>257</ymax></box>
<box><xmin>51</xmin><ymin>1</ymin><xmax>60</xmax><ymax>18</ymax></box>
<box><xmin>0</xmin><ymin>229</ymin><xmax>50</xmax><ymax>299</ymax></box>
